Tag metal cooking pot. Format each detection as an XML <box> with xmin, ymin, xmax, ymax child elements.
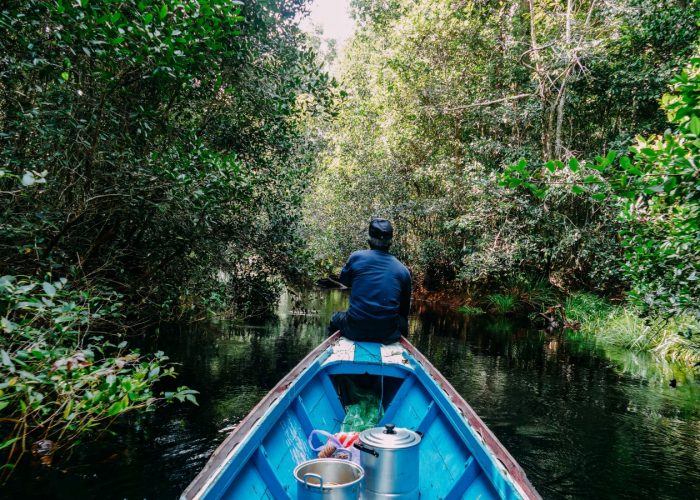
<box><xmin>294</xmin><ymin>458</ymin><xmax>364</xmax><ymax>500</ymax></box>
<box><xmin>354</xmin><ymin>424</ymin><xmax>421</xmax><ymax>499</ymax></box>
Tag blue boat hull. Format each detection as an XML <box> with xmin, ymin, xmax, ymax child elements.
<box><xmin>182</xmin><ymin>334</ymin><xmax>540</xmax><ymax>499</ymax></box>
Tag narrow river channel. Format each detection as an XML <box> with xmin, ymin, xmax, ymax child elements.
<box><xmin>5</xmin><ymin>290</ymin><xmax>699</xmax><ymax>499</ymax></box>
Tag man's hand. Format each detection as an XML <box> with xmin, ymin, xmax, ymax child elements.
<box><xmin>316</xmin><ymin>276</ymin><xmax>348</xmax><ymax>289</ymax></box>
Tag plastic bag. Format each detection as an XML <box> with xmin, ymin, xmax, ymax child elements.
<box><xmin>341</xmin><ymin>394</ymin><xmax>381</xmax><ymax>432</ymax></box>
<box><xmin>308</xmin><ymin>429</ymin><xmax>360</xmax><ymax>463</ymax></box>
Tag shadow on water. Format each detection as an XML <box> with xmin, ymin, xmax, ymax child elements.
<box><xmin>4</xmin><ymin>290</ymin><xmax>699</xmax><ymax>499</ymax></box>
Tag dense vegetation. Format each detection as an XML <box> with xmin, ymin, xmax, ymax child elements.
<box><xmin>306</xmin><ymin>0</ymin><xmax>699</xmax><ymax>362</ymax></box>
<box><xmin>1</xmin><ymin>0</ymin><xmax>698</xmax><ymax>477</ymax></box>
<box><xmin>1</xmin><ymin>0</ymin><xmax>332</xmax><ymax>470</ymax></box>
<box><xmin>309</xmin><ymin>0</ymin><xmax>696</xmax><ymax>292</ymax></box>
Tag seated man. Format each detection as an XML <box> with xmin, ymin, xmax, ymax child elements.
<box><xmin>328</xmin><ymin>218</ymin><xmax>411</xmax><ymax>344</ymax></box>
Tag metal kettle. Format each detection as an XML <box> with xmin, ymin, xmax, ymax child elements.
<box><xmin>354</xmin><ymin>424</ymin><xmax>421</xmax><ymax>499</ymax></box>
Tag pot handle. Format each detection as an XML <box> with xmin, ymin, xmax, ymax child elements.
<box><xmin>303</xmin><ymin>473</ymin><xmax>324</xmax><ymax>489</ymax></box>
<box><xmin>353</xmin><ymin>441</ymin><xmax>379</xmax><ymax>457</ymax></box>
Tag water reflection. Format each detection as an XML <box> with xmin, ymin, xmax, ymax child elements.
<box><xmin>3</xmin><ymin>290</ymin><xmax>699</xmax><ymax>499</ymax></box>
<box><xmin>409</xmin><ymin>300</ymin><xmax>700</xmax><ymax>499</ymax></box>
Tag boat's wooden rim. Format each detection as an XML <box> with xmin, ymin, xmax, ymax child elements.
<box><xmin>181</xmin><ymin>333</ymin><xmax>342</xmax><ymax>500</ymax></box>
<box><xmin>400</xmin><ymin>336</ymin><xmax>542</xmax><ymax>500</ymax></box>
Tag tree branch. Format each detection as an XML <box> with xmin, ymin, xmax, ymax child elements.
<box><xmin>430</xmin><ymin>93</ymin><xmax>533</xmax><ymax>113</ymax></box>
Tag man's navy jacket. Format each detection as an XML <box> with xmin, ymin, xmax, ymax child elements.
<box><xmin>339</xmin><ymin>249</ymin><xmax>412</xmax><ymax>322</ymax></box>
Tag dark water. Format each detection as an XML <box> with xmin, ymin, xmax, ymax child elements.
<box><xmin>4</xmin><ymin>290</ymin><xmax>700</xmax><ymax>499</ymax></box>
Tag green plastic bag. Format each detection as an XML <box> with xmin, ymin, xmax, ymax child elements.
<box><xmin>341</xmin><ymin>393</ymin><xmax>382</xmax><ymax>432</ymax></box>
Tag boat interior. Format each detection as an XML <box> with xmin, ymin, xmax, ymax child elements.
<box><xmin>190</xmin><ymin>339</ymin><xmax>529</xmax><ymax>500</ymax></box>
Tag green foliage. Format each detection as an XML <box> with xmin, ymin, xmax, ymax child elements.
<box><xmin>486</xmin><ymin>293</ymin><xmax>518</xmax><ymax>315</ymax></box>
<box><xmin>1</xmin><ymin>0</ymin><xmax>334</xmax><ymax>318</ymax></box>
<box><xmin>0</xmin><ymin>275</ymin><xmax>195</xmax><ymax>471</ymax></box>
<box><xmin>618</xmin><ymin>54</ymin><xmax>700</xmax><ymax>317</ymax></box>
<box><xmin>575</xmin><ymin>305</ymin><xmax>700</xmax><ymax>366</ymax></box>
<box><xmin>564</xmin><ymin>292</ymin><xmax>612</xmax><ymax>323</ymax></box>
<box><xmin>0</xmin><ymin>0</ymin><xmax>332</xmax><ymax>470</ymax></box>
<box><xmin>565</xmin><ymin>292</ymin><xmax>699</xmax><ymax>366</ymax></box>
<box><xmin>306</xmin><ymin>0</ymin><xmax>694</xmax><ymax>298</ymax></box>
<box><xmin>512</xmin><ymin>275</ymin><xmax>558</xmax><ymax>311</ymax></box>
<box><xmin>501</xmin><ymin>47</ymin><xmax>700</xmax><ymax>319</ymax></box>
<box><xmin>567</xmin><ymin>0</ymin><xmax>699</xmax><ymax>154</ymax></box>
<box><xmin>457</xmin><ymin>305</ymin><xmax>485</xmax><ymax>317</ymax></box>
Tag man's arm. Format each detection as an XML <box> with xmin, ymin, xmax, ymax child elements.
<box><xmin>338</xmin><ymin>255</ymin><xmax>354</xmax><ymax>287</ymax></box>
<box><xmin>399</xmin><ymin>270</ymin><xmax>411</xmax><ymax>318</ymax></box>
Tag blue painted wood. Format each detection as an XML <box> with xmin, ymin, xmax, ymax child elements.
<box><xmin>201</xmin><ymin>359</ymin><xmax>325</xmax><ymax>499</ymax></box>
<box><xmin>324</xmin><ymin>362</ymin><xmax>409</xmax><ymax>378</ymax></box>
<box><xmin>378</xmin><ymin>374</ymin><xmax>416</xmax><ymax>425</ymax></box>
<box><xmin>415</xmin><ymin>400</ymin><xmax>439</xmax><ymax>434</ymax></box>
<box><xmin>252</xmin><ymin>446</ymin><xmax>288</xmax><ymax>499</ymax></box>
<box><xmin>386</xmin><ymin>382</ymin><xmax>433</xmax><ymax>430</ymax></box>
<box><xmin>353</xmin><ymin>342</ymin><xmax>382</xmax><ymax>363</ymax></box>
<box><xmin>186</xmin><ymin>340</ymin><xmax>537</xmax><ymax>500</ymax></box>
<box><xmin>408</xmin><ymin>358</ymin><xmax>521</xmax><ymax>500</ymax></box>
<box><xmin>465</xmin><ymin>472</ymin><xmax>499</xmax><ymax>499</ymax></box>
<box><xmin>300</xmin><ymin>376</ymin><xmax>342</xmax><ymax>433</ymax></box>
<box><xmin>419</xmin><ymin>413</ymin><xmax>471</xmax><ymax>498</ymax></box>
<box><xmin>292</xmin><ymin>397</ymin><xmax>314</xmax><ymax>440</ymax></box>
<box><xmin>320</xmin><ymin>372</ymin><xmax>346</xmax><ymax>424</ymax></box>
<box><xmin>223</xmin><ymin>462</ymin><xmax>268</xmax><ymax>499</ymax></box>
<box><xmin>444</xmin><ymin>456</ymin><xmax>479</xmax><ymax>500</ymax></box>
<box><xmin>261</xmin><ymin>410</ymin><xmax>309</xmax><ymax>495</ymax></box>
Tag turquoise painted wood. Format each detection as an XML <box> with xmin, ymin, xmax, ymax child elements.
<box><xmin>182</xmin><ymin>335</ymin><xmax>540</xmax><ymax>500</ymax></box>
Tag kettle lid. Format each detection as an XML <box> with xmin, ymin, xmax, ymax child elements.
<box><xmin>359</xmin><ymin>424</ymin><xmax>421</xmax><ymax>449</ymax></box>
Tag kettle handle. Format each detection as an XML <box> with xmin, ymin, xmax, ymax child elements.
<box><xmin>353</xmin><ymin>442</ymin><xmax>379</xmax><ymax>457</ymax></box>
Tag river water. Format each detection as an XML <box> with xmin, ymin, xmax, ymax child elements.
<box><xmin>5</xmin><ymin>290</ymin><xmax>700</xmax><ymax>499</ymax></box>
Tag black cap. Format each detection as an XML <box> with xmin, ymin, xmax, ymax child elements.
<box><xmin>369</xmin><ymin>218</ymin><xmax>393</xmax><ymax>244</ymax></box>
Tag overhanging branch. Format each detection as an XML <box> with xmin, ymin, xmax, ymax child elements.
<box><xmin>428</xmin><ymin>93</ymin><xmax>534</xmax><ymax>113</ymax></box>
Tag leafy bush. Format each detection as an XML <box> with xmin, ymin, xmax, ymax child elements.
<box><xmin>0</xmin><ymin>275</ymin><xmax>195</xmax><ymax>473</ymax></box>
<box><xmin>305</xmin><ymin>0</ymin><xmax>696</xmax><ymax>300</ymax></box>
<box><xmin>502</xmin><ymin>47</ymin><xmax>700</xmax><ymax>320</ymax></box>
<box><xmin>618</xmin><ymin>54</ymin><xmax>700</xmax><ymax>317</ymax></box>
<box><xmin>0</xmin><ymin>0</ymin><xmax>333</xmax><ymax>318</ymax></box>
<box><xmin>0</xmin><ymin>0</ymin><xmax>332</xmax><ymax>471</ymax></box>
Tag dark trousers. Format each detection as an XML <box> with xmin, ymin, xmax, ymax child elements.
<box><xmin>328</xmin><ymin>311</ymin><xmax>407</xmax><ymax>344</ymax></box>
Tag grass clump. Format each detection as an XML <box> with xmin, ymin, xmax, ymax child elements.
<box><xmin>486</xmin><ymin>293</ymin><xmax>518</xmax><ymax>314</ymax></box>
<box><xmin>597</xmin><ymin>311</ymin><xmax>700</xmax><ymax>365</ymax></box>
<box><xmin>514</xmin><ymin>276</ymin><xmax>558</xmax><ymax>310</ymax></box>
<box><xmin>458</xmin><ymin>305</ymin><xmax>485</xmax><ymax>316</ymax></box>
<box><xmin>565</xmin><ymin>293</ymin><xmax>700</xmax><ymax>366</ymax></box>
<box><xmin>564</xmin><ymin>292</ymin><xmax>612</xmax><ymax>323</ymax></box>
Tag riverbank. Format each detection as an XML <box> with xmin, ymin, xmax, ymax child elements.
<box><xmin>416</xmin><ymin>286</ymin><xmax>700</xmax><ymax>371</ymax></box>
<box><xmin>565</xmin><ymin>293</ymin><xmax>700</xmax><ymax>368</ymax></box>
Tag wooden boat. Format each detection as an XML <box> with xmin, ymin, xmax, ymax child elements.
<box><xmin>182</xmin><ymin>333</ymin><xmax>541</xmax><ymax>499</ymax></box>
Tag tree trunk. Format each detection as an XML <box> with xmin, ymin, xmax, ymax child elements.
<box><xmin>527</xmin><ymin>0</ymin><xmax>552</xmax><ymax>159</ymax></box>
<box><xmin>555</xmin><ymin>0</ymin><xmax>573</xmax><ymax>157</ymax></box>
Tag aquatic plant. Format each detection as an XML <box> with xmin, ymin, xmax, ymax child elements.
<box><xmin>564</xmin><ymin>292</ymin><xmax>612</xmax><ymax>323</ymax></box>
<box><xmin>566</xmin><ymin>293</ymin><xmax>700</xmax><ymax>366</ymax></box>
<box><xmin>484</xmin><ymin>316</ymin><xmax>516</xmax><ymax>335</ymax></box>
